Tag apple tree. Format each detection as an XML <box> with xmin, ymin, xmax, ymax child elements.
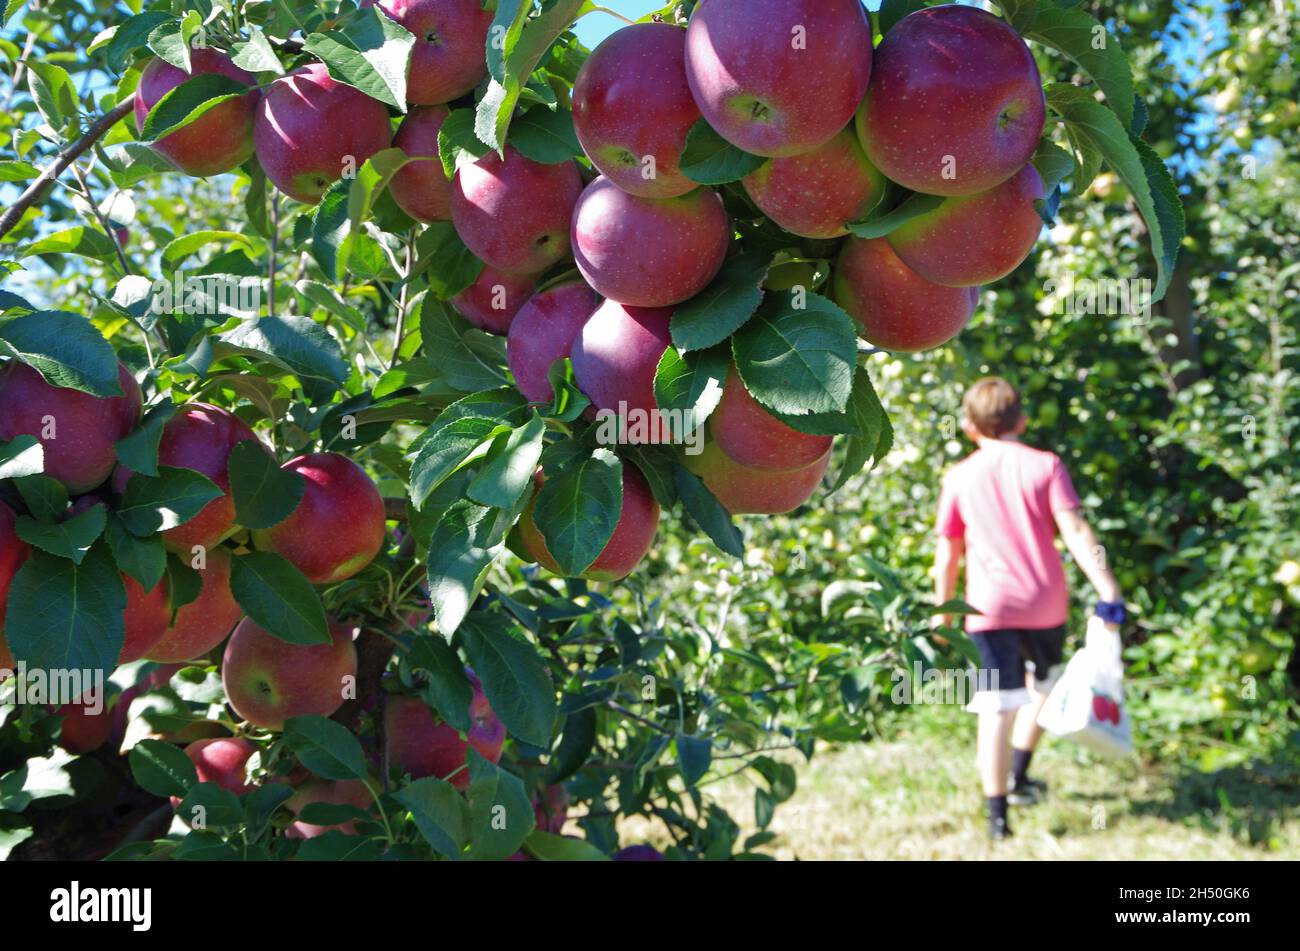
<box><xmin>0</xmin><ymin>0</ymin><xmax>1181</xmax><ymax>860</ymax></box>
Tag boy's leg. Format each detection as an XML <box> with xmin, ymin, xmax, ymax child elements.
<box><xmin>966</xmin><ymin>630</ymin><xmax>1031</xmax><ymax>838</ymax></box>
<box><xmin>1009</xmin><ymin>626</ymin><xmax>1068</xmax><ymax>799</ymax></box>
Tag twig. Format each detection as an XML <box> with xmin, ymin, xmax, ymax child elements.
<box><xmin>69</xmin><ymin>161</ymin><xmax>132</xmax><ymax>276</ymax></box>
<box><xmin>2</xmin><ymin>29</ymin><xmax>37</xmax><ymax>111</ymax></box>
<box><xmin>389</xmin><ymin>231</ymin><xmax>414</xmax><ymax>371</ymax></box>
<box><xmin>383</xmin><ymin>497</ymin><xmax>408</xmax><ymax>522</ymax></box>
<box><xmin>267</xmin><ymin>194</ymin><xmax>280</xmax><ymax>316</ymax></box>
<box><xmin>0</xmin><ymin>98</ymin><xmax>134</xmax><ymax>241</ymax></box>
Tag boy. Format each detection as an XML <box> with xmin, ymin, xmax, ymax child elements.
<box><xmin>932</xmin><ymin>378</ymin><xmax>1124</xmax><ymax>840</ymax></box>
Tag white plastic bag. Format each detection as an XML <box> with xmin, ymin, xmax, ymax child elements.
<box><xmin>1037</xmin><ymin>615</ymin><xmax>1133</xmax><ymax>757</ymax></box>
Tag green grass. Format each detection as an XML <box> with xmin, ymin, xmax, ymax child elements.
<box><xmin>623</xmin><ymin>705</ymin><xmax>1300</xmax><ymax>859</ymax></box>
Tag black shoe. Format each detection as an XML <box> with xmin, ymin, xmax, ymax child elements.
<box><xmin>1008</xmin><ymin>776</ymin><xmax>1047</xmax><ymax>806</ymax></box>
<box><xmin>989</xmin><ymin>817</ymin><xmax>1013</xmax><ymax>840</ymax></box>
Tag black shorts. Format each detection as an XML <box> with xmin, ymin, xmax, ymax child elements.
<box><xmin>966</xmin><ymin>625</ymin><xmax>1067</xmax><ymax>713</ymax></box>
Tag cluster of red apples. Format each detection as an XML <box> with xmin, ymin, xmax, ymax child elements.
<box><xmin>130</xmin><ymin>1</ymin><xmax>1048</xmax><ymax>587</ymax></box>
<box><xmin>0</xmin><ymin>365</ymin><xmax>502</xmax><ymax>804</ymax></box>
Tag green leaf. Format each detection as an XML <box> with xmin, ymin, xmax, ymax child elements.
<box><xmin>138</xmin><ymin>74</ymin><xmax>254</xmax><ymax>143</ymax></box>
<box><xmin>437</xmin><ymin>108</ymin><xmax>491</xmax><ymax>180</ymax></box>
<box><xmin>653</xmin><ymin>345</ymin><xmax>726</xmax><ymax>440</ymax></box>
<box><xmin>303</xmin><ymin>6</ymin><xmax>416</xmax><ymax>110</ymax></box>
<box><xmin>508</xmin><ymin>106</ymin><xmax>582</xmax><ymax>164</ymax></box>
<box><xmin>413</xmin><ymin>224</ymin><xmax>484</xmax><ymax>300</ymax></box>
<box><xmin>405</xmin><ymin>637</ymin><xmax>474</xmax><ymax>732</ymax></box>
<box><xmin>408</xmin><ymin>390</ymin><xmax>527</xmax><ymax>506</ymax></box>
<box><xmin>425</xmin><ymin>501</ymin><xmax>511</xmax><ymax>637</ymax></box>
<box><xmin>419</xmin><ymin>302</ymin><xmax>508</xmax><ymax>392</ymax></box>
<box><xmin>217</xmin><ymin>315</ymin><xmax>349</xmax><ymax>386</ymax></box>
<box><xmin>106</xmin><ymin>512</ymin><xmax>167</xmax><ymax>591</ymax></box>
<box><xmin>117</xmin><ymin>466</ymin><xmax>222</xmax><ymax>536</ymax></box>
<box><xmin>147</xmin><ymin>17</ymin><xmax>196</xmax><ymax>73</ymax></box>
<box><xmin>1046</xmin><ymin>83</ymin><xmax>1183</xmax><ymax>301</ymax></box>
<box><xmin>18</xmin><ymin>226</ymin><xmax>118</xmax><ymax>261</ymax></box>
<box><xmin>847</xmin><ymin>191</ymin><xmax>945</xmax><ymax>239</ymax></box>
<box><xmin>14</xmin><ymin>475</ymin><xmax>67</xmax><ymax>521</ymax></box>
<box><xmin>467</xmin><ymin>414</ymin><xmax>546</xmax><ymax>510</ymax></box>
<box><xmin>671</xmin><ymin>463</ymin><xmax>743</xmax><ymax>558</ymax></box>
<box><xmin>231</xmin><ymin>26</ymin><xmax>285</xmax><ymax>75</ymax></box>
<box><xmin>830</xmin><ymin>366</ymin><xmax>889</xmax><ymax>491</ymax></box>
<box><xmin>545</xmin><ymin>706</ymin><xmax>596</xmax><ymax>785</ymax></box>
<box><xmin>460</xmin><ymin>612</ymin><xmax>556</xmax><ymax>749</ymax></box>
<box><xmin>670</xmin><ymin>251</ymin><xmax>772</xmax><ymax>352</ymax></box>
<box><xmin>732</xmin><ymin>291</ymin><xmax>858</xmax><ymax>416</ymax></box>
<box><xmin>0</xmin><ymin>310</ymin><xmax>121</xmax><ymax>396</ymax></box>
<box><xmin>228</xmin><ymin>441</ymin><xmax>304</xmax><ymax>530</ymax></box>
<box><xmin>465</xmin><ymin>749</ymin><xmax>535</xmax><ymax>860</ymax></box>
<box><xmin>878</xmin><ymin>0</ymin><xmax>928</xmax><ymax>35</ymax></box>
<box><xmin>475</xmin><ymin>0</ymin><xmax>586</xmax><ymax>151</ymax></box>
<box><xmin>0</xmin><ymin>435</ymin><xmax>44</xmax><ymax>479</ymax></box>
<box><xmin>393</xmin><ymin>777</ymin><xmax>469</xmax><ymax>859</ymax></box>
<box><xmin>129</xmin><ymin>739</ymin><xmax>198</xmax><ymax>798</ymax></box>
<box><xmin>1031</xmin><ymin>137</ymin><xmax>1076</xmax><ymax>225</ymax></box>
<box><xmin>176</xmin><ymin>783</ymin><xmax>245</xmax><ymax>828</ymax></box>
<box><xmin>533</xmin><ymin>448</ymin><xmax>622</xmax><ymax>577</ymax></box>
<box><xmin>2</xmin><ymin>1</ymin><xmax>29</xmax><ymax>30</ymax></box>
<box><xmin>159</xmin><ymin>230</ymin><xmax>258</xmax><ymax>271</ymax></box>
<box><xmin>525</xmin><ymin>830</ymin><xmax>611</xmax><ymax>861</ymax></box>
<box><xmin>283</xmin><ymin>716</ymin><xmax>370</xmax><ymax>780</ymax></box>
<box><xmin>679</xmin><ymin>119</ymin><xmax>765</xmax><ymax>185</ymax></box>
<box><xmin>165</xmin><ymin>554</ymin><xmax>203</xmax><ymax>612</ymax></box>
<box><xmin>4</xmin><ymin>546</ymin><xmax>125</xmax><ymax>671</ymax></box>
<box><xmin>676</xmin><ymin>733</ymin><xmax>711</xmax><ymax>787</ymax></box>
<box><xmin>998</xmin><ymin>0</ymin><xmax>1135</xmax><ymax>132</ymax></box>
<box><xmin>14</xmin><ymin>504</ymin><xmax>106</xmax><ymax>564</ymax></box>
<box><xmin>106</xmin><ymin>11</ymin><xmax>171</xmax><ymax>73</ymax></box>
<box><xmin>26</xmin><ymin>62</ymin><xmax>77</xmax><ymax>134</ymax></box>
<box><xmin>114</xmin><ymin>399</ymin><xmax>176</xmax><ymax>477</ymax></box>
<box><xmin>0</xmin><ymin>160</ymin><xmax>40</xmax><ymax>182</ymax></box>
<box><xmin>229</xmin><ymin>552</ymin><xmax>329</xmax><ymax>645</ymax></box>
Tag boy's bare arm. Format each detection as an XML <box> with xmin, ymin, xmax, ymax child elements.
<box><xmin>1054</xmin><ymin>507</ymin><xmax>1122</xmax><ymax>603</ymax></box>
<box><xmin>932</xmin><ymin>535</ymin><xmax>965</xmax><ymax>628</ymax></box>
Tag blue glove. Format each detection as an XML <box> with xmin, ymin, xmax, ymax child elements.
<box><xmin>1095</xmin><ymin>601</ymin><xmax>1126</xmax><ymax>625</ymax></box>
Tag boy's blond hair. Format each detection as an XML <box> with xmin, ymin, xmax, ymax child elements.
<box><xmin>962</xmin><ymin>377</ymin><xmax>1023</xmax><ymax>438</ymax></box>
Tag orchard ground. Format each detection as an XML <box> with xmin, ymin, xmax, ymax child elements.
<box><xmin>617</xmin><ymin>705</ymin><xmax>1300</xmax><ymax>861</ymax></box>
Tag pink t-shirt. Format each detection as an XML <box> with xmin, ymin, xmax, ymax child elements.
<box><xmin>936</xmin><ymin>440</ymin><xmax>1081</xmax><ymax>633</ymax></box>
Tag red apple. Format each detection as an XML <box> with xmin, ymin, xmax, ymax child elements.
<box><xmin>856</xmin><ymin>5</ymin><xmax>1045</xmax><ymax>197</ymax></box>
<box><xmin>0</xmin><ymin>361</ymin><xmax>142</xmax><ymax>494</ymax></box>
<box><xmin>53</xmin><ymin>690</ymin><xmax>115</xmax><ymax>754</ymax></box>
<box><xmin>121</xmin><ymin>574</ymin><xmax>171</xmax><ymax>665</ymax></box>
<box><xmin>684</xmin><ymin>441</ymin><xmax>830</xmax><ymax>515</ymax></box>
<box><xmin>250</xmin><ymin>453</ymin><xmax>386</xmax><ymax>585</ymax></box>
<box><xmin>451</xmin><ymin>147</ymin><xmax>583</xmax><ymax>274</ymax></box>
<box><xmin>0</xmin><ymin>501</ymin><xmax>30</xmax><ymax>674</ymax></box>
<box><xmin>572</xmin><ymin>176</ymin><xmax>730</xmax><ymax>308</ymax></box>
<box><xmin>385</xmin><ymin>678</ymin><xmax>505</xmax><ymax>791</ymax></box>
<box><xmin>285</xmin><ymin>778</ymin><xmax>375</xmax><ymax>839</ymax></box>
<box><xmin>389</xmin><ymin>104</ymin><xmax>453</xmax><ymax>223</ymax></box>
<box><xmin>145</xmin><ymin>549</ymin><xmax>243</xmax><ymax>664</ymax></box>
<box><xmin>711</xmin><ymin>367</ymin><xmax>832</xmax><ymax>471</ymax></box>
<box><xmin>134</xmin><ymin>48</ymin><xmax>260</xmax><ymax>177</ymax></box>
<box><xmin>570</xmin><ymin>301</ymin><xmax>674</xmax><ymax>444</ymax></box>
<box><xmin>516</xmin><ymin>465</ymin><xmax>660</xmax><ymax>581</ymax></box>
<box><xmin>506</xmin><ymin>281</ymin><xmax>599</xmax><ymax>404</ymax></box>
<box><xmin>221</xmin><ymin>616</ymin><xmax>359</xmax><ymax>730</ymax></box>
<box><xmin>253</xmin><ymin>63</ymin><xmax>394</xmax><ymax>204</ymax></box>
<box><xmin>741</xmin><ymin>129</ymin><xmax>886</xmax><ymax>239</ymax></box>
<box><xmin>684</xmin><ymin>0</ymin><xmax>873</xmax><ymax>158</ymax></box>
<box><xmin>886</xmin><ymin>164</ymin><xmax>1045</xmax><ymax>287</ymax></box>
<box><xmin>114</xmin><ymin>402</ymin><xmax>266</xmax><ymax>554</ymax></box>
<box><xmin>184</xmin><ymin>736</ymin><xmax>258</xmax><ymax>795</ymax></box>
<box><xmin>451</xmin><ymin>265</ymin><xmax>538</xmax><ymax>335</ymax></box>
<box><xmin>834</xmin><ymin>237</ymin><xmax>979</xmax><ymax>352</ymax></box>
<box><xmin>366</xmin><ymin>0</ymin><xmax>492</xmax><ymax>105</ymax></box>
<box><xmin>572</xmin><ymin>22</ymin><xmax>701</xmax><ymax>199</ymax></box>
